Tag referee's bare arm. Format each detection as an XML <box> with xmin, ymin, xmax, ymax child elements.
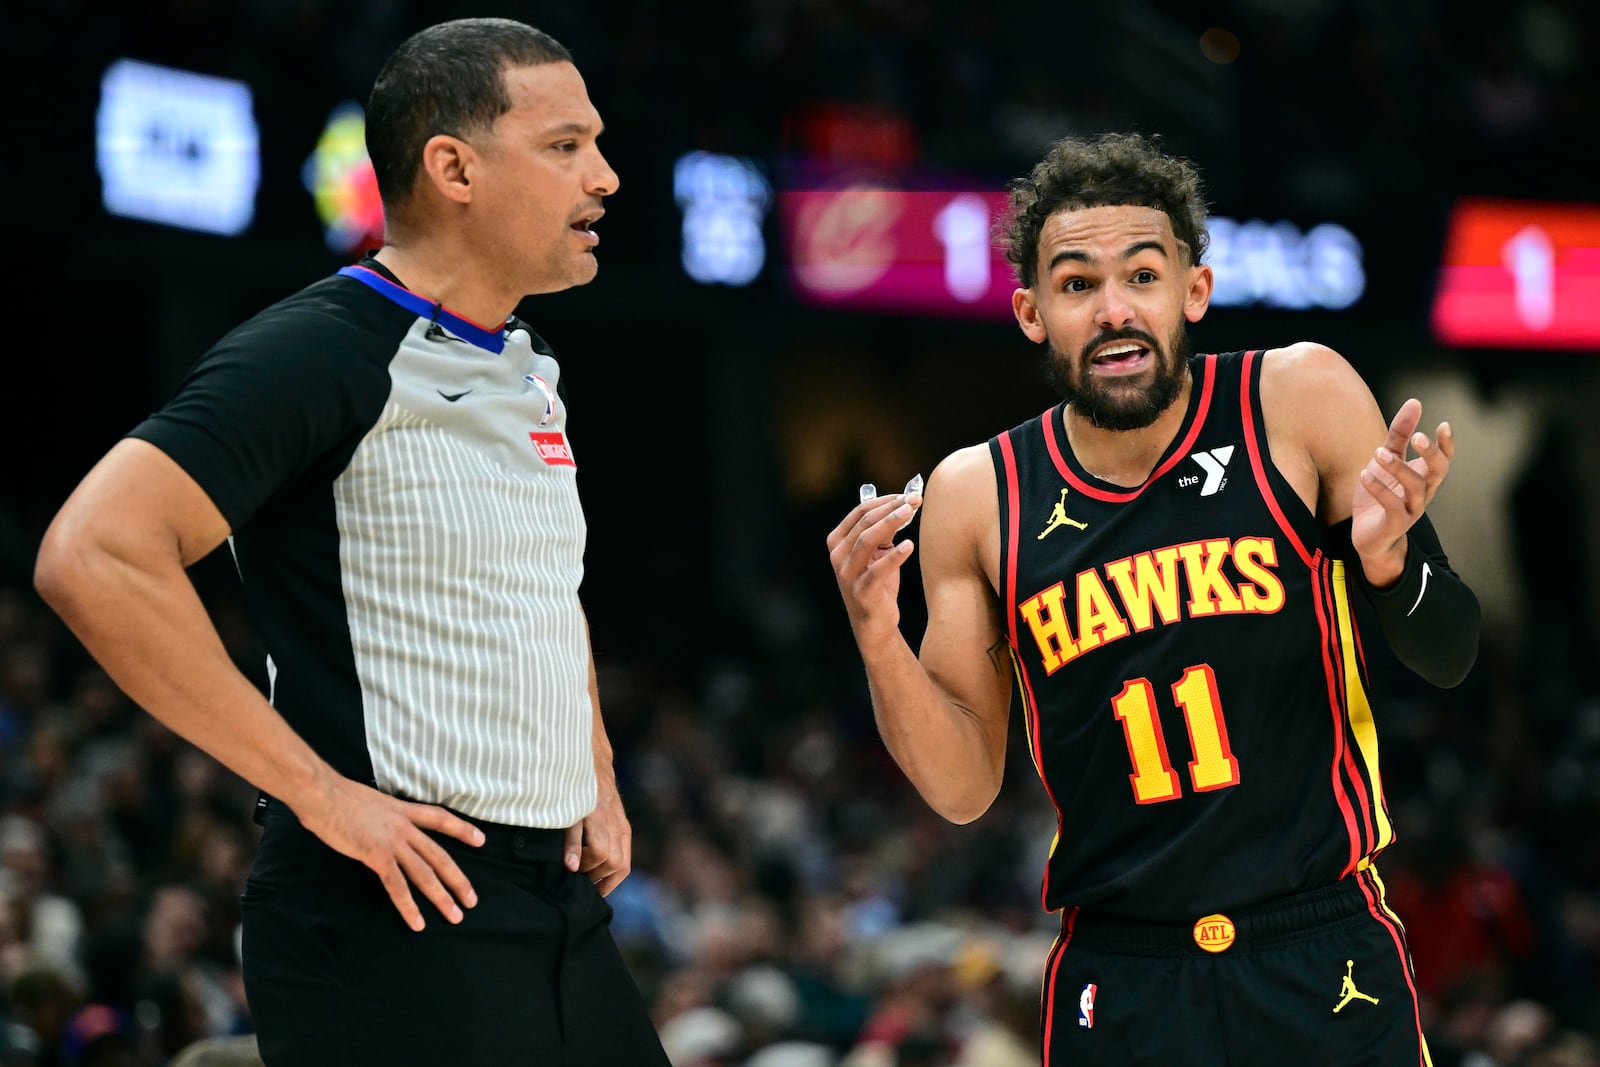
<box><xmin>34</xmin><ymin>438</ymin><xmax>485</xmax><ymax>933</ymax></box>
<box><xmin>827</xmin><ymin>447</ymin><xmax>1013</xmax><ymax>825</ymax></box>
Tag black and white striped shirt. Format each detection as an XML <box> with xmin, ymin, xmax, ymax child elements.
<box><xmin>131</xmin><ymin>259</ymin><xmax>596</xmax><ymax>828</ymax></box>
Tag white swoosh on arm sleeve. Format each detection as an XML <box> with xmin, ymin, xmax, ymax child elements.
<box><xmin>1406</xmin><ymin>561</ymin><xmax>1432</xmax><ymax>617</ymax></box>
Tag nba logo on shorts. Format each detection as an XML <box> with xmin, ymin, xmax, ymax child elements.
<box><xmin>1079</xmin><ymin>983</ymin><xmax>1097</xmax><ymax>1028</ymax></box>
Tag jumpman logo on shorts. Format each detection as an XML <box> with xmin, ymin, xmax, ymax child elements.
<box><xmin>1332</xmin><ymin>960</ymin><xmax>1380</xmax><ymax>1013</ymax></box>
<box><xmin>1038</xmin><ymin>488</ymin><xmax>1089</xmax><ymax>539</ymax></box>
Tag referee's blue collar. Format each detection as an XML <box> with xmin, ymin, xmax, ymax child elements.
<box><xmin>338</xmin><ymin>264</ymin><xmax>508</xmax><ymax>354</ymax></box>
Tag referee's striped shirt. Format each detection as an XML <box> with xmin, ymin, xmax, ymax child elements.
<box><xmin>130</xmin><ymin>258</ymin><xmax>596</xmax><ymax>829</ymax></box>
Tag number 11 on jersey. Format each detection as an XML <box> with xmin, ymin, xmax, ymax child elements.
<box><xmin>1111</xmin><ymin>664</ymin><xmax>1241</xmax><ymax>804</ymax></box>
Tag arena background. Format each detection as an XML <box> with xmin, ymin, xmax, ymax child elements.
<box><xmin>1</xmin><ymin>1</ymin><xmax>1597</xmax><ymax>1064</ymax></box>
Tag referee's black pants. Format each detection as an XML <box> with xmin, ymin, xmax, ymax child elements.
<box><xmin>240</xmin><ymin>806</ymin><xmax>670</xmax><ymax>1066</ymax></box>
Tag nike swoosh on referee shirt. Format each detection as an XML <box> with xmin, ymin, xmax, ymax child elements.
<box><xmin>1406</xmin><ymin>561</ymin><xmax>1431</xmax><ymax>617</ymax></box>
<box><xmin>426</xmin><ymin>323</ymin><xmax>469</xmax><ymax>345</ymax></box>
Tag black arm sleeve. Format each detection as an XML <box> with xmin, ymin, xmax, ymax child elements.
<box><xmin>1335</xmin><ymin>515</ymin><xmax>1481</xmax><ymax>688</ymax></box>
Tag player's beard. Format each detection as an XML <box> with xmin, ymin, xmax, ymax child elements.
<box><xmin>1042</xmin><ymin>322</ymin><xmax>1191</xmax><ymax>431</ymax></box>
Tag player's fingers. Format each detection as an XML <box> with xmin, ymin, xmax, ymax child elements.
<box><xmin>1410</xmin><ymin>430</ymin><xmax>1451</xmax><ymax>493</ymax></box>
<box><xmin>855</xmin><ymin>502</ymin><xmax>916</xmax><ymax>549</ymax></box>
<box><xmin>836</xmin><ymin>502</ymin><xmax>914</xmax><ymax>583</ymax></box>
<box><xmin>397</xmin><ymin>845</ymin><xmax>465</xmax><ymax>925</ymax></box>
<box><xmin>1374</xmin><ymin>447</ymin><xmax>1425</xmax><ymax>509</ymax></box>
<box><xmin>827</xmin><ymin>496</ymin><xmax>906</xmax><ymax>552</ymax></box>
<box><xmin>855</xmin><ymin>496</ymin><xmax>911</xmax><ymax>541</ymax></box>
<box><xmin>1381</xmin><ymin>398</ymin><xmax>1422</xmax><ymax>454</ymax></box>
<box><xmin>594</xmin><ymin>869</ymin><xmax>628</xmax><ymax>897</ymax></box>
<box><xmin>376</xmin><ymin>862</ymin><xmax>426</xmax><ymax>932</ymax></box>
<box><xmin>1436</xmin><ymin>422</ymin><xmax>1454</xmax><ymax>463</ymax></box>
<box><xmin>1359</xmin><ymin>468</ymin><xmax>1409</xmax><ymax>514</ymax></box>
<box><xmin>404</xmin><ymin>803</ymin><xmax>486</xmax><ymax>848</ymax></box>
<box><xmin>861</xmin><ymin>539</ymin><xmax>915</xmax><ymax>580</ymax></box>
<box><xmin>830</xmin><ymin>505</ymin><xmax>895</xmax><ymax>571</ymax></box>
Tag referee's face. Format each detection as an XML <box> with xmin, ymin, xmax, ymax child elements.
<box><xmin>471</xmin><ymin>61</ymin><xmax>620</xmax><ymax>296</ymax></box>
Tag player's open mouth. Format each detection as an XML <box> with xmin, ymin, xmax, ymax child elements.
<box><xmin>1089</xmin><ymin>342</ymin><xmax>1151</xmax><ymax>373</ymax></box>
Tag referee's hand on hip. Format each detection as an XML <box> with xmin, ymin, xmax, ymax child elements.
<box><xmin>295</xmin><ymin>776</ymin><xmax>485</xmax><ymax>932</ymax></box>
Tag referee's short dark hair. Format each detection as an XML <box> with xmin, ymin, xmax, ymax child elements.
<box><xmin>366</xmin><ymin>18</ymin><xmax>573</xmax><ymax>215</ymax></box>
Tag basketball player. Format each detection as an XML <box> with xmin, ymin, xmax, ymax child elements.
<box><xmin>826</xmin><ymin>132</ymin><xmax>1479</xmax><ymax>1064</ymax></box>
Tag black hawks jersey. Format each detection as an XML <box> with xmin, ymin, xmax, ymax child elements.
<box><xmin>989</xmin><ymin>350</ymin><xmax>1392</xmax><ymax>922</ymax></box>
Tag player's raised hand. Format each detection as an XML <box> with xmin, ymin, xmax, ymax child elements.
<box><xmin>826</xmin><ymin>481</ymin><xmax>922</xmax><ymax>647</ymax></box>
<box><xmin>1351</xmin><ymin>397</ymin><xmax>1454</xmax><ymax>570</ymax></box>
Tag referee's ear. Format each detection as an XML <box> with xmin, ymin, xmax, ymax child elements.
<box><xmin>419</xmin><ymin>133</ymin><xmax>477</xmax><ymax>207</ymax></box>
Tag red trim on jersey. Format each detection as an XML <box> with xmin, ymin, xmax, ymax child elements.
<box><xmin>1354</xmin><ymin>870</ymin><xmax>1432</xmax><ymax>1067</ymax></box>
<box><xmin>999</xmin><ymin>430</ymin><xmax>1066</xmax><ymax>911</ymax></box>
<box><xmin>1351</xmin><ymin>606</ymin><xmax>1371</xmax><ymax>680</ymax></box>
<box><xmin>1311</xmin><ymin>562</ymin><xmax>1365</xmax><ymax>876</ymax></box>
<box><xmin>1041</xmin><ymin>354</ymin><xmax>1219</xmax><ymax>502</ymax></box>
<box><xmin>1322</xmin><ymin>568</ymin><xmax>1377</xmax><ymax>857</ymax></box>
<box><xmin>998</xmin><ymin>433</ymin><xmax>1023</xmax><ymax>650</ymax></box>
<box><xmin>1344</xmin><ymin>607</ymin><xmax>1395</xmax><ymax>845</ymax></box>
<box><xmin>1238</xmin><ymin>349</ymin><xmax>1318</xmax><ymax>569</ymax></box>
<box><xmin>1041</xmin><ymin>906</ymin><xmax>1078</xmax><ymax>1065</ymax></box>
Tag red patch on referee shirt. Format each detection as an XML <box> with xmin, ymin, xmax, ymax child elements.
<box><xmin>529</xmin><ymin>431</ymin><xmax>575</xmax><ymax>467</ymax></box>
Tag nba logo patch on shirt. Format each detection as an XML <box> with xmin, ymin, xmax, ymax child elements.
<box><xmin>525</xmin><ymin>373</ymin><xmax>556</xmax><ymax>425</ymax></box>
<box><xmin>529</xmin><ymin>431</ymin><xmax>575</xmax><ymax>467</ymax></box>
<box><xmin>1078</xmin><ymin>983</ymin><xmax>1097</xmax><ymax>1028</ymax></box>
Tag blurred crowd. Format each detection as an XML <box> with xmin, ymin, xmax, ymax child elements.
<box><xmin>0</xmin><ymin>535</ymin><xmax>1596</xmax><ymax>1067</ymax></box>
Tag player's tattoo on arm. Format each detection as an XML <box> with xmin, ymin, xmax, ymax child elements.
<box><xmin>986</xmin><ymin>637</ymin><xmax>1011</xmax><ymax>674</ymax></box>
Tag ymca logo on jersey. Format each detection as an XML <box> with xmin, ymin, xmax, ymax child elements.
<box><xmin>1177</xmin><ymin>444</ymin><xmax>1237</xmax><ymax>496</ymax></box>
<box><xmin>1079</xmin><ymin>983</ymin><xmax>1097</xmax><ymax>1028</ymax></box>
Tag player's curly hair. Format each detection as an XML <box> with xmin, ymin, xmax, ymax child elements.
<box><xmin>998</xmin><ymin>132</ymin><xmax>1210</xmax><ymax>288</ymax></box>
<box><xmin>366</xmin><ymin>18</ymin><xmax>573</xmax><ymax>215</ymax></box>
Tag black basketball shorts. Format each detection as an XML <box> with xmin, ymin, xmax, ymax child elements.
<box><xmin>1041</xmin><ymin>870</ymin><xmax>1432</xmax><ymax>1066</ymax></box>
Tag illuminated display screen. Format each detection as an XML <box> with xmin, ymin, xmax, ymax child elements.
<box><xmin>303</xmin><ymin>102</ymin><xmax>384</xmax><ymax>253</ymax></box>
<box><xmin>96</xmin><ymin>59</ymin><xmax>260</xmax><ymax>236</ymax></box>
<box><xmin>777</xmin><ymin>185</ymin><xmax>1365</xmax><ymax>320</ymax></box>
<box><xmin>1432</xmin><ymin>198</ymin><xmax>1600</xmax><ymax>350</ymax></box>
<box><xmin>779</xmin><ymin>187</ymin><xmax>1014</xmax><ymax>319</ymax></box>
<box><xmin>675</xmin><ymin>152</ymin><xmax>771</xmax><ymax>287</ymax></box>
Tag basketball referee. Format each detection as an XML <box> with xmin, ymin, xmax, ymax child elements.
<box><xmin>35</xmin><ymin>18</ymin><xmax>669</xmax><ymax>1066</ymax></box>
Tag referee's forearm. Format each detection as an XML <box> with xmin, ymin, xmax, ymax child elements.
<box><xmin>35</xmin><ymin>532</ymin><xmax>335</xmax><ymax>810</ymax></box>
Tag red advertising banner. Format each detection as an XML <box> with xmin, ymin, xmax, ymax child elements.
<box><xmin>1431</xmin><ymin>198</ymin><xmax>1600</xmax><ymax>350</ymax></box>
